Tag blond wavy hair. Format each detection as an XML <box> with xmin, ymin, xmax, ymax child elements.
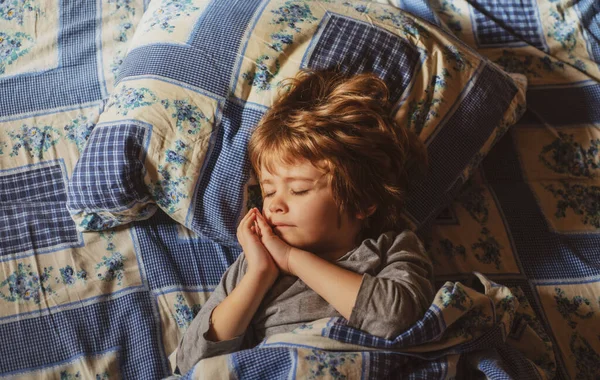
<box><xmin>248</xmin><ymin>69</ymin><xmax>428</xmax><ymax>237</ymax></box>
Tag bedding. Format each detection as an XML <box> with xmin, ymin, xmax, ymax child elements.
<box><xmin>65</xmin><ymin>0</ymin><xmax>526</xmax><ymax>247</ymax></box>
<box><xmin>0</xmin><ymin>0</ymin><xmax>598</xmax><ymax>379</ymax></box>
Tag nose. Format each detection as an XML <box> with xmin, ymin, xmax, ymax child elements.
<box><xmin>268</xmin><ymin>192</ymin><xmax>288</xmax><ymax>214</ymax></box>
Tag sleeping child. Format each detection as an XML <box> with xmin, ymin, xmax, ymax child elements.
<box><xmin>176</xmin><ymin>69</ymin><xmax>435</xmax><ymax>375</ymax></box>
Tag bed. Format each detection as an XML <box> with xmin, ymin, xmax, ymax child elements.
<box><xmin>0</xmin><ymin>0</ymin><xmax>598</xmax><ymax>378</ymax></box>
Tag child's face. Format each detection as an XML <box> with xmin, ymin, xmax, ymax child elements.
<box><xmin>259</xmin><ymin>158</ymin><xmax>363</xmax><ymax>257</ymax></box>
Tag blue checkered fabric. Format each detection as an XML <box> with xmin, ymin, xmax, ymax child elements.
<box><xmin>0</xmin><ymin>0</ymin><xmax>102</xmax><ymax>118</ymax></box>
<box><xmin>325</xmin><ymin>308</ymin><xmax>444</xmax><ymax>350</ymax></box>
<box><xmin>575</xmin><ymin>0</ymin><xmax>600</xmax><ymax>67</ymax></box>
<box><xmin>0</xmin><ymin>163</ymin><xmax>80</xmax><ymax>257</ymax></box>
<box><xmin>190</xmin><ymin>100</ymin><xmax>265</xmax><ymax>247</ymax></box>
<box><xmin>306</xmin><ymin>13</ymin><xmax>421</xmax><ymax>104</ymax></box>
<box><xmin>134</xmin><ymin>209</ymin><xmax>240</xmax><ymax>289</ymax></box>
<box><xmin>230</xmin><ymin>347</ymin><xmax>293</xmax><ymax>379</ymax></box>
<box><xmin>67</xmin><ymin>123</ymin><xmax>151</xmax><ymax>213</ymax></box>
<box><xmin>528</xmin><ymin>82</ymin><xmax>600</xmax><ymax>125</ymax></box>
<box><xmin>470</xmin><ymin>0</ymin><xmax>545</xmax><ymax>49</ymax></box>
<box><xmin>405</xmin><ymin>63</ymin><xmax>517</xmax><ymax>225</ymax></box>
<box><xmin>0</xmin><ymin>291</ymin><xmax>169</xmax><ymax>378</ymax></box>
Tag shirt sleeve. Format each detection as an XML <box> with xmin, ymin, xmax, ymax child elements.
<box><xmin>175</xmin><ymin>254</ymin><xmax>254</xmax><ymax>374</ymax></box>
<box><xmin>348</xmin><ymin>230</ymin><xmax>435</xmax><ymax>340</ymax></box>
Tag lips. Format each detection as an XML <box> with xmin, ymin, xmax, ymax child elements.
<box><xmin>272</xmin><ymin>222</ymin><xmax>293</xmax><ymax>227</ymax></box>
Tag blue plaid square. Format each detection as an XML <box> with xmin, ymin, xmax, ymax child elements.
<box><xmin>470</xmin><ymin>0</ymin><xmax>545</xmax><ymax>49</ymax></box>
<box><xmin>304</xmin><ymin>13</ymin><xmax>421</xmax><ymax>104</ymax></box>
<box><xmin>133</xmin><ymin>209</ymin><xmax>239</xmax><ymax>290</ymax></box>
<box><xmin>189</xmin><ymin>100</ymin><xmax>265</xmax><ymax>247</ymax></box>
<box><xmin>231</xmin><ymin>347</ymin><xmax>293</xmax><ymax>379</ymax></box>
<box><xmin>0</xmin><ymin>162</ymin><xmax>81</xmax><ymax>257</ymax></box>
<box><xmin>67</xmin><ymin>123</ymin><xmax>150</xmax><ymax>213</ymax></box>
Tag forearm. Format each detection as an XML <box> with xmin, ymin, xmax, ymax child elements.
<box><xmin>288</xmin><ymin>247</ymin><xmax>362</xmax><ymax>320</ymax></box>
<box><xmin>207</xmin><ymin>270</ymin><xmax>276</xmax><ymax>342</ymax></box>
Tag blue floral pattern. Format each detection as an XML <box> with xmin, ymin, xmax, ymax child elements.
<box><xmin>0</xmin><ymin>0</ymin><xmax>41</xmax><ymax>25</ymax></box>
<box><xmin>271</xmin><ymin>1</ymin><xmax>317</xmax><ymax>33</ymax></box>
<box><xmin>172</xmin><ymin>293</ymin><xmax>202</xmax><ymax>329</ymax></box>
<box><xmin>379</xmin><ymin>10</ymin><xmax>430</xmax><ymax>38</ymax></box>
<box><xmin>107</xmin><ymin>86</ymin><xmax>157</xmax><ymax>116</ymax></box>
<box><xmin>242</xmin><ymin>54</ymin><xmax>281</xmax><ymax>92</ymax></box>
<box><xmin>116</xmin><ymin>21</ymin><xmax>133</xmax><ymax>42</ymax></box>
<box><xmin>108</xmin><ymin>0</ymin><xmax>136</xmax><ymax>16</ymax></box>
<box><xmin>447</xmin><ymin>306</ymin><xmax>493</xmax><ymax>339</ymax></box>
<box><xmin>554</xmin><ymin>287</ymin><xmax>594</xmax><ymax>329</ymax></box>
<box><xmin>268</xmin><ymin>32</ymin><xmax>294</xmax><ymax>52</ymax></box>
<box><xmin>150</xmin><ymin>165</ymin><xmax>190</xmax><ymax>214</ymax></box>
<box><xmin>435</xmin><ymin>0</ymin><xmax>462</xmax><ymax>34</ymax></box>
<box><xmin>0</xmin><ymin>141</ymin><xmax>7</xmax><ymax>155</ymax></box>
<box><xmin>0</xmin><ymin>263</ymin><xmax>55</xmax><ymax>304</ymax></box>
<box><xmin>436</xmin><ymin>238</ymin><xmax>467</xmax><ymax>260</ymax></box>
<box><xmin>265</xmin><ymin>2</ymin><xmax>318</xmax><ymax>54</ymax></box>
<box><xmin>547</xmin><ymin>8</ymin><xmax>587</xmax><ymax>72</ymax></box>
<box><xmin>304</xmin><ymin>350</ymin><xmax>358</xmax><ymax>379</ymax></box>
<box><xmin>57</xmin><ymin>265</ymin><xmax>88</xmax><ymax>287</ymax></box>
<box><xmin>7</xmin><ymin>124</ymin><xmax>62</xmax><ymax>159</ymax></box>
<box><xmin>60</xmin><ymin>371</ymin><xmax>81</xmax><ymax>380</ymax></box>
<box><xmin>0</xmin><ymin>31</ymin><xmax>34</xmax><ymax>74</ymax></box>
<box><xmin>543</xmin><ymin>181</ymin><xmax>600</xmax><ymax>228</ymax></box>
<box><xmin>64</xmin><ymin>115</ymin><xmax>96</xmax><ymax>152</ymax></box>
<box><xmin>443</xmin><ymin>45</ymin><xmax>473</xmax><ymax>72</ymax></box>
<box><xmin>569</xmin><ymin>332</ymin><xmax>600</xmax><ymax>379</ymax></box>
<box><xmin>95</xmin><ymin>232</ymin><xmax>127</xmax><ymax>286</ymax></box>
<box><xmin>146</xmin><ymin>0</ymin><xmax>200</xmax><ymax>33</ymax></box>
<box><xmin>110</xmin><ymin>50</ymin><xmax>125</xmax><ymax>81</ymax></box>
<box><xmin>539</xmin><ymin>132</ymin><xmax>599</xmax><ymax>179</ymax></box>
<box><xmin>439</xmin><ymin>283</ymin><xmax>473</xmax><ymax>311</ymax></box>
<box><xmin>407</xmin><ymin>69</ymin><xmax>450</xmax><ymax>135</ymax></box>
<box><xmin>165</xmin><ymin>140</ymin><xmax>189</xmax><ymax>166</ymax></box>
<box><xmin>472</xmin><ymin>227</ymin><xmax>502</xmax><ymax>270</ymax></box>
<box><xmin>342</xmin><ymin>2</ymin><xmax>369</xmax><ymax>14</ymax></box>
<box><xmin>161</xmin><ymin>99</ymin><xmax>210</xmax><ymax>136</ymax></box>
<box><xmin>79</xmin><ymin>214</ymin><xmax>125</xmax><ymax>231</ymax></box>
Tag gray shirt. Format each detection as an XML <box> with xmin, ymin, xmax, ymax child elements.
<box><xmin>176</xmin><ymin>230</ymin><xmax>435</xmax><ymax>374</ymax></box>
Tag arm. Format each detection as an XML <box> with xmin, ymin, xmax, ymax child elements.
<box><xmin>176</xmin><ymin>209</ymin><xmax>279</xmax><ymax>374</ymax></box>
<box><xmin>256</xmin><ymin>209</ymin><xmax>433</xmax><ymax>339</ymax></box>
<box><xmin>208</xmin><ymin>208</ymin><xmax>279</xmax><ymax>342</ymax></box>
<box><xmin>347</xmin><ymin>231</ymin><xmax>435</xmax><ymax>339</ymax></box>
<box><xmin>175</xmin><ymin>256</ymin><xmax>249</xmax><ymax>374</ymax></box>
<box><xmin>287</xmin><ymin>247</ymin><xmax>362</xmax><ymax>320</ymax></box>
<box><xmin>207</xmin><ymin>269</ymin><xmax>276</xmax><ymax>342</ymax></box>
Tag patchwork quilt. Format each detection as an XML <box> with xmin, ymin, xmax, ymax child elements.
<box><xmin>0</xmin><ymin>0</ymin><xmax>598</xmax><ymax>379</ymax></box>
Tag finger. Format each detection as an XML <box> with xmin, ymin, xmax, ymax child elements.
<box><xmin>255</xmin><ymin>212</ymin><xmax>273</xmax><ymax>236</ymax></box>
<box><xmin>254</xmin><ymin>220</ymin><xmax>262</xmax><ymax>238</ymax></box>
<box><xmin>238</xmin><ymin>208</ymin><xmax>255</xmax><ymax>228</ymax></box>
<box><xmin>243</xmin><ymin>212</ymin><xmax>257</xmax><ymax>230</ymax></box>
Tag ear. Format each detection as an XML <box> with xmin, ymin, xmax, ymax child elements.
<box><xmin>356</xmin><ymin>205</ymin><xmax>377</xmax><ymax>220</ymax></box>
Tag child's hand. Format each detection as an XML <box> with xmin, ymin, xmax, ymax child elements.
<box><xmin>254</xmin><ymin>211</ymin><xmax>294</xmax><ymax>276</ymax></box>
<box><xmin>237</xmin><ymin>208</ymin><xmax>279</xmax><ymax>281</ymax></box>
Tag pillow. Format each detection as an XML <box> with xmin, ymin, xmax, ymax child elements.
<box><xmin>66</xmin><ymin>0</ymin><xmax>526</xmax><ymax>246</ymax></box>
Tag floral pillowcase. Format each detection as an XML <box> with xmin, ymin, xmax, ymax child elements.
<box><xmin>66</xmin><ymin>0</ymin><xmax>526</xmax><ymax>246</ymax></box>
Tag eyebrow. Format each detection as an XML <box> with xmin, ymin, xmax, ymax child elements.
<box><xmin>260</xmin><ymin>177</ymin><xmax>315</xmax><ymax>185</ymax></box>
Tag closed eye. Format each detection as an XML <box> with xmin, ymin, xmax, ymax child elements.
<box><xmin>291</xmin><ymin>190</ymin><xmax>309</xmax><ymax>195</ymax></box>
